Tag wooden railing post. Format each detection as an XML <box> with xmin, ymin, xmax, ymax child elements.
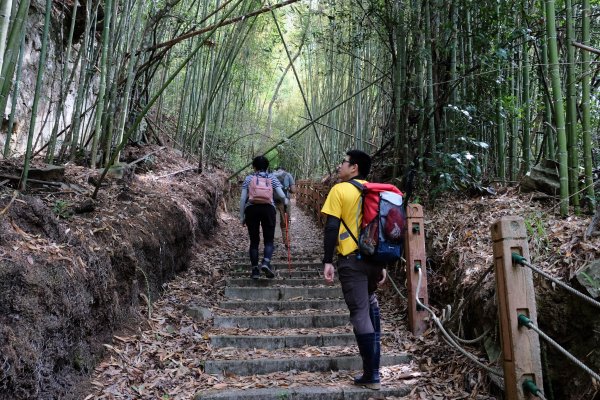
<box><xmin>404</xmin><ymin>204</ymin><xmax>429</xmax><ymax>336</ymax></box>
<box><xmin>491</xmin><ymin>216</ymin><xmax>543</xmax><ymax>400</ymax></box>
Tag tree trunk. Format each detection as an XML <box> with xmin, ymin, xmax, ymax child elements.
<box><xmin>21</xmin><ymin>0</ymin><xmax>52</xmax><ymax>190</ymax></box>
<box><xmin>581</xmin><ymin>0</ymin><xmax>595</xmax><ymax>212</ymax></box>
<box><xmin>545</xmin><ymin>0</ymin><xmax>570</xmax><ymax>216</ymax></box>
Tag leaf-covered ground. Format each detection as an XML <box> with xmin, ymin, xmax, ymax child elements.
<box><xmin>4</xmin><ymin>144</ymin><xmax>597</xmax><ymax>400</ymax></box>
<box><xmin>88</xmin><ymin>197</ymin><xmax>500</xmax><ymax>400</ymax></box>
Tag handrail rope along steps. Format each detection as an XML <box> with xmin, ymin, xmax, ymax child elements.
<box><xmin>387</xmin><ymin>266</ymin><xmax>505</xmax><ymax>378</ymax></box>
<box><xmin>387</xmin><ymin>273</ymin><xmax>490</xmax><ymax>344</ymax></box>
<box><xmin>414</xmin><ymin>266</ymin><xmax>504</xmax><ymax>377</ymax></box>
<box><xmin>386</xmin><ymin>271</ymin><xmax>406</xmax><ymax>300</ymax></box>
<box><xmin>512</xmin><ymin>253</ymin><xmax>600</xmax><ymax>310</ymax></box>
<box><xmin>392</xmin><ymin>260</ymin><xmax>565</xmax><ymax>398</ymax></box>
<box><xmin>518</xmin><ymin>314</ymin><xmax>600</xmax><ymax>383</ymax></box>
<box><xmin>448</xmin><ymin>327</ymin><xmax>491</xmax><ymax>345</ymax></box>
<box><xmin>511</xmin><ymin>252</ymin><xmax>600</xmax><ymax>394</ymax></box>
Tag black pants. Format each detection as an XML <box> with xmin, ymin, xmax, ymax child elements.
<box><xmin>337</xmin><ymin>254</ymin><xmax>383</xmax><ymax>334</ymax></box>
<box><xmin>245</xmin><ymin>204</ymin><xmax>276</xmax><ymax>266</ymax></box>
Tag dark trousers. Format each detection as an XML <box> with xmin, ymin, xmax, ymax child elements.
<box><xmin>337</xmin><ymin>254</ymin><xmax>383</xmax><ymax>334</ymax></box>
<box><xmin>245</xmin><ymin>204</ymin><xmax>276</xmax><ymax>266</ymax></box>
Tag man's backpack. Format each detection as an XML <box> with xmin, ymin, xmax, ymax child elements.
<box><xmin>273</xmin><ymin>170</ymin><xmax>289</xmax><ymax>195</ymax></box>
<box><xmin>248</xmin><ymin>174</ymin><xmax>273</xmax><ymax>204</ymax></box>
<box><xmin>341</xmin><ymin>180</ymin><xmax>407</xmax><ymax>264</ymax></box>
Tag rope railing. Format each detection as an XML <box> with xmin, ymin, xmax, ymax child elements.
<box><xmin>386</xmin><ymin>273</ymin><xmax>407</xmax><ymax>300</ymax></box>
<box><xmin>448</xmin><ymin>327</ymin><xmax>490</xmax><ymax>345</ymax></box>
<box><xmin>387</xmin><ymin>258</ymin><xmax>503</xmax><ymax>377</ymax></box>
<box><xmin>507</xmin><ymin>253</ymin><xmax>600</xmax><ymax>396</ymax></box>
<box><xmin>491</xmin><ymin>216</ymin><xmax>600</xmax><ymax>399</ymax></box>
<box><xmin>512</xmin><ymin>253</ymin><xmax>600</xmax><ymax>310</ymax></box>
<box><xmin>518</xmin><ymin>314</ymin><xmax>600</xmax><ymax>383</ymax></box>
<box><xmin>414</xmin><ymin>266</ymin><xmax>505</xmax><ymax>377</ymax></box>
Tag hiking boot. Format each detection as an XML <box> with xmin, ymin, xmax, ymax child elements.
<box><xmin>261</xmin><ymin>263</ymin><xmax>275</xmax><ymax>279</ymax></box>
<box><xmin>353</xmin><ymin>332</ymin><xmax>381</xmax><ymax>390</ymax></box>
<box><xmin>251</xmin><ymin>266</ymin><xmax>260</xmax><ymax>280</ymax></box>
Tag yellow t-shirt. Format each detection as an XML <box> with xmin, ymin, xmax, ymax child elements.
<box><xmin>320</xmin><ymin>180</ymin><xmax>366</xmax><ymax>256</ymax></box>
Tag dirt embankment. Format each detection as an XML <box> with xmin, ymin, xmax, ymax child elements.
<box><xmin>426</xmin><ymin>190</ymin><xmax>600</xmax><ymax>399</ymax></box>
<box><xmin>0</xmin><ymin>146</ymin><xmax>226</xmax><ymax>399</ymax></box>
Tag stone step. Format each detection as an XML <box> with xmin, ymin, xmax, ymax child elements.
<box><xmin>218</xmin><ymin>299</ymin><xmax>346</xmax><ymax>312</ymax></box>
<box><xmin>232</xmin><ymin>251</ymin><xmax>319</xmax><ymax>260</ymax></box>
<box><xmin>224</xmin><ymin>287</ymin><xmax>342</xmax><ymax>301</ymax></box>
<box><xmin>230</xmin><ymin>269</ymin><xmax>322</xmax><ymax>279</ymax></box>
<box><xmin>204</xmin><ymin>353</ymin><xmax>411</xmax><ymax>376</ymax></box>
<box><xmin>195</xmin><ymin>384</ymin><xmax>412</xmax><ymax>400</ymax></box>
<box><xmin>226</xmin><ymin>277</ymin><xmax>327</xmax><ymax>287</ymax></box>
<box><xmin>213</xmin><ymin>313</ymin><xmax>349</xmax><ymax>329</ymax></box>
<box><xmin>210</xmin><ymin>333</ymin><xmax>356</xmax><ymax>349</ymax></box>
<box><xmin>230</xmin><ymin>262</ymin><xmax>322</xmax><ymax>270</ymax></box>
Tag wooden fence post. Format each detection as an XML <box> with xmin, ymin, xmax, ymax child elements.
<box><xmin>404</xmin><ymin>204</ymin><xmax>429</xmax><ymax>336</ymax></box>
<box><xmin>491</xmin><ymin>216</ymin><xmax>543</xmax><ymax>399</ymax></box>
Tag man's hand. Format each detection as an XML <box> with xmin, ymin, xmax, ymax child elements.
<box><xmin>378</xmin><ymin>268</ymin><xmax>387</xmax><ymax>286</ymax></box>
<box><xmin>323</xmin><ymin>263</ymin><xmax>335</xmax><ymax>285</ymax></box>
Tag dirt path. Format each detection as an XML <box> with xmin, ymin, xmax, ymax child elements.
<box><xmin>88</xmin><ymin>201</ymin><xmax>497</xmax><ymax>400</ymax></box>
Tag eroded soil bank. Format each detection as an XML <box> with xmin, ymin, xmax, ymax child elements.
<box><xmin>426</xmin><ymin>190</ymin><xmax>600</xmax><ymax>399</ymax></box>
<box><xmin>0</xmin><ymin>145</ymin><xmax>226</xmax><ymax>399</ymax></box>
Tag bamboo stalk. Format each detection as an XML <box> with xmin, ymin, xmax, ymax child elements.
<box><xmin>21</xmin><ymin>0</ymin><xmax>52</xmax><ymax>190</ymax></box>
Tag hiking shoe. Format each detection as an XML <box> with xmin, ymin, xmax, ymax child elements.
<box><xmin>261</xmin><ymin>263</ymin><xmax>275</xmax><ymax>279</ymax></box>
<box><xmin>251</xmin><ymin>266</ymin><xmax>260</xmax><ymax>280</ymax></box>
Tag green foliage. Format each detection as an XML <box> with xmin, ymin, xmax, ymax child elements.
<box><xmin>426</xmin><ymin>137</ymin><xmax>492</xmax><ymax>199</ymax></box>
<box><xmin>52</xmin><ymin>200</ymin><xmax>71</xmax><ymax>219</ymax></box>
<box><xmin>580</xmin><ymin>272</ymin><xmax>600</xmax><ymax>290</ymax></box>
<box><xmin>524</xmin><ymin>212</ymin><xmax>549</xmax><ymax>252</ymax></box>
<box><xmin>276</xmin><ymin>391</ymin><xmax>290</xmax><ymax>400</ymax></box>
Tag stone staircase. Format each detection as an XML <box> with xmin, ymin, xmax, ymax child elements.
<box><xmin>194</xmin><ymin>253</ymin><xmax>413</xmax><ymax>400</ymax></box>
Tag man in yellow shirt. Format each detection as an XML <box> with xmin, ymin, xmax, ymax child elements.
<box><xmin>321</xmin><ymin>149</ymin><xmax>386</xmax><ymax>390</ymax></box>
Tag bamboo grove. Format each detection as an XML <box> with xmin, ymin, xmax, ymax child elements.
<box><xmin>0</xmin><ymin>0</ymin><xmax>598</xmax><ymax>214</ymax></box>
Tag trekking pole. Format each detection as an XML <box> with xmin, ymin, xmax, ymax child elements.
<box><xmin>284</xmin><ymin>211</ymin><xmax>292</xmax><ymax>277</ymax></box>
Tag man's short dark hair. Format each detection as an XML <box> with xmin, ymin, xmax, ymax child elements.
<box><xmin>346</xmin><ymin>149</ymin><xmax>371</xmax><ymax>178</ymax></box>
<box><xmin>252</xmin><ymin>155</ymin><xmax>269</xmax><ymax>171</ymax></box>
